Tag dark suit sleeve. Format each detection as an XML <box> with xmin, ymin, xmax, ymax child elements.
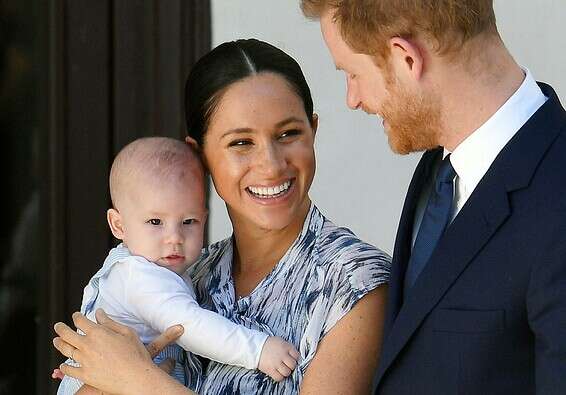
<box><xmin>527</xmin><ymin>223</ymin><xmax>566</xmax><ymax>394</ymax></box>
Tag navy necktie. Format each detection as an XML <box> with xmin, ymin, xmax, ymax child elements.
<box><xmin>404</xmin><ymin>154</ymin><xmax>456</xmax><ymax>294</ymax></box>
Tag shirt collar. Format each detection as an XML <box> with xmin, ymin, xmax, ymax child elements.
<box><xmin>445</xmin><ymin>68</ymin><xmax>546</xmax><ymax>192</ymax></box>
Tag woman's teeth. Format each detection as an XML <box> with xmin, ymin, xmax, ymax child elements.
<box><xmin>248</xmin><ymin>180</ymin><xmax>291</xmax><ymax>198</ymax></box>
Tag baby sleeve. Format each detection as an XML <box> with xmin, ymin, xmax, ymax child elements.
<box><xmin>111</xmin><ymin>258</ymin><xmax>268</xmax><ymax>370</ymax></box>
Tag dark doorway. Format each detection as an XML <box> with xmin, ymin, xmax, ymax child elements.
<box><xmin>0</xmin><ymin>1</ymin><xmax>211</xmax><ymax>393</ymax></box>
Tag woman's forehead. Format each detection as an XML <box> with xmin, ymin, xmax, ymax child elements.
<box><xmin>208</xmin><ymin>73</ymin><xmax>309</xmax><ymax>132</ymax></box>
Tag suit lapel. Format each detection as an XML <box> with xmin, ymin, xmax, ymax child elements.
<box><xmin>376</xmin><ymin>82</ymin><xmax>566</xmax><ymax>387</ymax></box>
<box><xmin>376</xmin><ymin>171</ymin><xmax>510</xmax><ymax>384</ymax></box>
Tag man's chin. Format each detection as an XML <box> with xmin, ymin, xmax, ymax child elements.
<box><xmin>386</xmin><ymin>129</ymin><xmax>434</xmax><ymax>155</ymax></box>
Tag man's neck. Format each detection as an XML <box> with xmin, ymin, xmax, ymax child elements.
<box><xmin>436</xmin><ymin>41</ymin><xmax>525</xmax><ymax>151</ymax></box>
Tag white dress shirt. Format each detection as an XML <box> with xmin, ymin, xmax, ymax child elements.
<box><xmin>412</xmin><ymin>68</ymin><xmax>547</xmax><ymax>247</ymax></box>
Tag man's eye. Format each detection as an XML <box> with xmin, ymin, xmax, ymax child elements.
<box><xmin>183</xmin><ymin>219</ymin><xmax>195</xmax><ymax>225</ymax></box>
<box><xmin>147</xmin><ymin>219</ymin><xmax>162</xmax><ymax>225</ymax></box>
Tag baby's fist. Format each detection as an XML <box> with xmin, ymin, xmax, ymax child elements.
<box><xmin>258</xmin><ymin>336</ymin><xmax>300</xmax><ymax>382</ymax></box>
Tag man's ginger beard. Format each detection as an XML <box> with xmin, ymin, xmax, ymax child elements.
<box><xmin>380</xmin><ymin>72</ymin><xmax>442</xmax><ymax>155</ymax></box>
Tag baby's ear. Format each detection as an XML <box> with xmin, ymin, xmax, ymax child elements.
<box><xmin>185</xmin><ymin>136</ymin><xmax>199</xmax><ymax>150</ymax></box>
<box><xmin>107</xmin><ymin>208</ymin><xmax>125</xmax><ymax>240</ymax></box>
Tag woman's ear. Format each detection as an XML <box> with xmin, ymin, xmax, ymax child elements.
<box><xmin>311</xmin><ymin>113</ymin><xmax>319</xmax><ymax>137</ymax></box>
<box><xmin>107</xmin><ymin>208</ymin><xmax>125</xmax><ymax>240</ymax></box>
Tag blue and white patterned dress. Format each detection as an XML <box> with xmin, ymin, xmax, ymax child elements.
<box><xmin>184</xmin><ymin>205</ymin><xmax>391</xmax><ymax>394</ymax></box>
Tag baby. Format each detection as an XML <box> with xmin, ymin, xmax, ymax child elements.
<box><xmin>57</xmin><ymin>137</ymin><xmax>299</xmax><ymax>394</ymax></box>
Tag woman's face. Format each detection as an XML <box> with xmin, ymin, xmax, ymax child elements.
<box><xmin>202</xmin><ymin>72</ymin><xmax>317</xmax><ymax>232</ymax></box>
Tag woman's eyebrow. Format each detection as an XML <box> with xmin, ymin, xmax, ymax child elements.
<box><xmin>221</xmin><ymin>127</ymin><xmax>253</xmax><ymax>139</ymax></box>
<box><xmin>220</xmin><ymin>117</ymin><xmax>305</xmax><ymax>139</ymax></box>
<box><xmin>275</xmin><ymin>116</ymin><xmax>305</xmax><ymax>128</ymax></box>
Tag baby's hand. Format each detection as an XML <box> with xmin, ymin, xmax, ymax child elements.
<box><xmin>257</xmin><ymin>336</ymin><xmax>299</xmax><ymax>382</ymax></box>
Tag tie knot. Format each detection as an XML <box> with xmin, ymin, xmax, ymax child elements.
<box><xmin>437</xmin><ymin>154</ymin><xmax>456</xmax><ymax>185</ymax></box>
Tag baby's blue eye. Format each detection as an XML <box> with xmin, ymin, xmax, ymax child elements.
<box><xmin>183</xmin><ymin>219</ymin><xmax>195</xmax><ymax>225</ymax></box>
<box><xmin>147</xmin><ymin>219</ymin><xmax>162</xmax><ymax>225</ymax></box>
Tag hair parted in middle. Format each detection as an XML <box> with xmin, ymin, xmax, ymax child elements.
<box><xmin>184</xmin><ymin>38</ymin><xmax>314</xmax><ymax>147</ymax></box>
<box><xmin>301</xmin><ymin>0</ymin><xmax>498</xmax><ymax>61</ymax></box>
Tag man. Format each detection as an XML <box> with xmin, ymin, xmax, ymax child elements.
<box><xmin>302</xmin><ymin>1</ymin><xmax>566</xmax><ymax>394</ymax></box>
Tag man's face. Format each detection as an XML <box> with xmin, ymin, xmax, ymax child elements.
<box><xmin>320</xmin><ymin>12</ymin><xmax>387</xmax><ymax>114</ymax></box>
<box><xmin>320</xmin><ymin>11</ymin><xmax>441</xmax><ymax>154</ymax></box>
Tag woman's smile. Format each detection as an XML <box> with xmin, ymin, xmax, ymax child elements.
<box><xmin>246</xmin><ymin>179</ymin><xmax>294</xmax><ymax>202</ymax></box>
<box><xmin>203</xmin><ymin>72</ymin><xmax>317</xmax><ymax>231</ymax></box>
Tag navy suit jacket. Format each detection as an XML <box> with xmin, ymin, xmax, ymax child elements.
<box><xmin>374</xmin><ymin>83</ymin><xmax>566</xmax><ymax>395</ymax></box>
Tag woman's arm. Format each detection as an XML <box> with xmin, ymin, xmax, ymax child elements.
<box><xmin>53</xmin><ymin>309</ymin><xmax>196</xmax><ymax>395</ymax></box>
<box><xmin>300</xmin><ymin>286</ymin><xmax>387</xmax><ymax>395</ymax></box>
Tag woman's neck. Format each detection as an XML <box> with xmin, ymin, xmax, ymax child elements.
<box><xmin>229</xmin><ymin>200</ymin><xmax>311</xmax><ymax>296</ymax></box>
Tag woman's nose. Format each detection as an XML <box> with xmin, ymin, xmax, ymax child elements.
<box><xmin>255</xmin><ymin>143</ymin><xmax>286</xmax><ymax>177</ymax></box>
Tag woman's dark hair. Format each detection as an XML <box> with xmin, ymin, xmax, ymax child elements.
<box><xmin>184</xmin><ymin>38</ymin><xmax>314</xmax><ymax>146</ymax></box>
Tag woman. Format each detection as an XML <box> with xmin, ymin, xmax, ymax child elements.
<box><xmin>53</xmin><ymin>39</ymin><xmax>390</xmax><ymax>394</ymax></box>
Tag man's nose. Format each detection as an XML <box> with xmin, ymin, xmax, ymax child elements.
<box><xmin>346</xmin><ymin>75</ymin><xmax>361</xmax><ymax>110</ymax></box>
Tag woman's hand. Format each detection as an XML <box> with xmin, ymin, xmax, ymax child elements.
<box><xmin>53</xmin><ymin>309</ymin><xmax>191</xmax><ymax>395</ymax></box>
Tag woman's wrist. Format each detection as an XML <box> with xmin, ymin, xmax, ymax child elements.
<box><xmin>129</xmin><ymin>365</ymin><xmax>193</xmax><ymax>395</ymax></box>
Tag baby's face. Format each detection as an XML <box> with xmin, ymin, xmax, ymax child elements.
<box><xmin>118</xmin><ymin>177</ymin><xmax>207</xmax><ymax>275</ymax></box>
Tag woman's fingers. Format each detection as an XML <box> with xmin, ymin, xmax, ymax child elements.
<box><xmin>71</xmin><ymin>312</ymin><xmax>99</xmax><ymax>334</ymax></box>
<box><xmin>146</xmin><ymin>325</ymin><xmax>184</xmax><ymax>358</ymax></box>
<box><xmin>54</xmin><ymin>322</ymin><xmax>84</xmax><ymax>348</ymax></box>
<box><xmin>52</xmin><ymin>336</ymin><xmax>78</xmax><ymax>360</ymax></box>
<box><xmin>59</xmin><ymin>361</ymin><xmax>84</xmax><ymax>382</ymax></box>
<box><xmin>94</xmin><ymin>309</ymin><xmax>134</xmax><ymax>337</ymax></box>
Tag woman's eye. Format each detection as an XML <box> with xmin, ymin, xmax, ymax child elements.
<box><xmin>183</xmin><ymin>219</ymin><xmax>195</xmax><ymax>225</ymax></box>
<box><xmin>228</xmin><ymin>139</ymin><xmax>252</xmax><ymax>147</ymax></box>
<box><xmin>147</xmin><ymin>219</ymin><xmax>162</xmax><ymax>225</ymax></box>
<box><xmin>279</xmin><ymin>129</ymin><xmax>301</xmax><ymax>139</ymax></box>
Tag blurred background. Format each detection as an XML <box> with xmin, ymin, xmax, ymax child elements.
<box><xmin>1</xmin><ymin>1</ymin><xmax>564</xmax><ymax>393</ymax></box>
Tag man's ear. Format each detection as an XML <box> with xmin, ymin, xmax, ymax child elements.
<box><xmin>388</xmin><ymin>36</ymin><xmax>425</xmax><ymax>81</ymax></box>
<box><xmin>311</xmin><ymin>113</ymin><xmax>319</xmax><ymax>137</ymax></box>
<box><xmin>107</xmin><ymin>208</ymin><xmax>125</xmax><ymax>240</ymax></box>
